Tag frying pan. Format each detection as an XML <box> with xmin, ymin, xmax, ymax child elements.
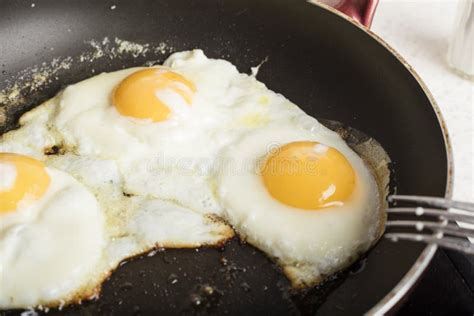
<box><xmin>0</xmin><ymin>0</ymin><xmax>452</xmax><ymax>314</ymax></box>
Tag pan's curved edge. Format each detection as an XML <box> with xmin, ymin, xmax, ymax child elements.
<box><xmin>307</xmin><ymin>1</ymin><xmax>454</xmax><ymax>314</ymax></box>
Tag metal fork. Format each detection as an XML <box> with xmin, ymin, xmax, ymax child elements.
<box><xmin>385</xmin><ymin>195</ymin><xmax>474</xmax><ymax>254</ymax></box>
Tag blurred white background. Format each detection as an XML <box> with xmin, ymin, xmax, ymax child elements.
<box><xmin>371</xmin><ymin>0</ymin><xmax>473</xmax><ymax>202</ymax></box>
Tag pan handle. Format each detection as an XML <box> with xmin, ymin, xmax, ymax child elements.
<box><xmin>316</xmin><ymin>0</ymin><xmax>379</xmax><ymax>28</ymax></box>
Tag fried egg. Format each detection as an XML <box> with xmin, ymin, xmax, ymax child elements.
<box><xmin>0</xmin><ymin>153</ymin><xmax>105</xmax><ymax>308</ymax></box>
<box><xmin>215</xmin><ymin>124</ymin><xmax>385</xmax><ymax>287</ymax></box>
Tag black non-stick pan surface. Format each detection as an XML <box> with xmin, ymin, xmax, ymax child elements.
<box><xmin>0</xmin><ymin>0</ymin><xmax>450</xmax><ymax>315</ymax></box>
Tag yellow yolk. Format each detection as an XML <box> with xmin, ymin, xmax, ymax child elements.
<box><xmin>113</xmin><ymin>68</ymin><xmax>196</xmax><ymax>122</ymax></box>
<box><xmin>0</xmin><ymin>153</ymin><xmax>50</xmax><ymax>214</ymax></box>
<box><xmin>261</xmin><ymin>142</ymin><xmax>356</xmax><ymax>210</ymax></box>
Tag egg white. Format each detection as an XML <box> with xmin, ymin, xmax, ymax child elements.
<box><xmin>45</xmin><ymin>152</ymin><xmax>234</xmax><ymax>252</ymax></box>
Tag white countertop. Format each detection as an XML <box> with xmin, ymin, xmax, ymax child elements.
<box><xmin>371</xmin><ymin>0</ymin><xmax>473</xmax><ymax>202</ymax></box>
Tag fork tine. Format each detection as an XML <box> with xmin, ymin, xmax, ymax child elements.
<box><xmin>388</xmin><ymin>207</ymin><xmax>474</xmax><ymax>224</ymax></box>
<box><xmin>386</xmin><ymin>220</ymin><xmax>474</xmax><ymax>238</ymax></box>
<box><xmin>389</xmin><ymin>195</ymin><xmax>474</xmax><ymax>212</ymax></box>
<box><xmin>385</xmin><ymin>233</ymin><xmax>474</xmax><ymax>254</ymax></box>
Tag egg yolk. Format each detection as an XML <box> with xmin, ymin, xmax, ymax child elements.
<box><xmin>261</xmin><ymin>141</ymin><xmax>355</xmax><ymax>210</ymax></box>
<box><xmin>0</xmin><ymin>153</ymin><xmax>50</xmax><ymax>214</ymax></box>
<box><xmin>113</xmin><ymin>68</ymin><xmax>196</xmax><ymax>122</ymax></box>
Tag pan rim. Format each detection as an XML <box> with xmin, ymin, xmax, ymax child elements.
<box><xmin>307</xmin><ymin>1</ymin><xmax>454</xmax><ymax>314</ymax></box>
